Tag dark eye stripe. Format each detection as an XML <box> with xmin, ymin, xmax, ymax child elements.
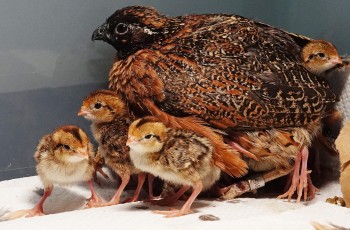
<box><xmin>55</xmin><ymin>143</ymin><xmax>72</xmax><ymax>150</ymax></box>
<box><xmin>153</xmin><ymin>135</ymin><xmax>161</xmax><ymax>141</ymax></box>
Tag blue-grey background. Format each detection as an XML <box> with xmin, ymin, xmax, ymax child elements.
<box><xmin>1</xmin><ymin>0</ymin><xmax>349</xmax><ymax>180</ymax></box>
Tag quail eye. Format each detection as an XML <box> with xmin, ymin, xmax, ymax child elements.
<box><xmin>318</xmin><ymin>53</ymin><xmax>326</xmax><ymax>58</ymax></box>
<box><xmin>63</xmin><ymin>145</ymin><xmax>70</xmax><ymax>150</ymax></box>
<box><xmin>115</xmin><ymin>23</ymin><xmax>128</xmax><ymax>35</ymax></box>
<box><xmin>94</xmin><ymin>102</ymin><xmax>102</xmax><ymax>109</ymax></box>
<box><xmin>144</xmin><ymin>134</ymin><xmax>153</xmax><ymax>140</ymax></box>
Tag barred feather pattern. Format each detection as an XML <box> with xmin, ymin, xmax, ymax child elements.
<box><xmin>93</xmin><ymin>115</ymin><xmax>140</xmax><ymax>176</ymax></box>
<box><xmin>232</xmin><ymin>122</ymin><xmax>321</xmax><ymax>172</ymax></box>
<box><xmin>108</xmin><ymin>8</ymin><xmax>336</xmax><ymax>131</ymax></box>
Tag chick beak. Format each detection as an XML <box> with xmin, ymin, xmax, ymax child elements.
<box><xmin>126</xmin><ymin>136</ymin><xmax>137</xmax><ymax>146</ymax></box>
<box><xmin>77</xmin><ymin>108</ymin><xmax>88</xmax><ymax>117</ymax></box>
<box><xmin>92</xmin><ymin>22</ymin><xmax>109</xmax><ymax>41</ymax></box>
<box><xmin>75</xmin><ymin>149</ymin><xmax>89</xmax><ymax>159</ymax></box>
<box><xmin>330</xmin><ymin>57</ymin><xmax>342</xmax><ymax>65</ymax></box>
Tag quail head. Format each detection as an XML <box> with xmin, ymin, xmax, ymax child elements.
<box><xmin>127</xmin><ymin>116</ymin><xmax>221</xmax><ymax>217</ymax></box>
<box><xmin>301</xmin><ymin>40</ymin><xmax>342</xmax><ymax>75</ymax></box>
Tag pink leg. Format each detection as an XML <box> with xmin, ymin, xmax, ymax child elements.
<box><xmin>28</xmin><ymin>186</ymin><xmax>53</xmax><ymax>217</ymax></box>
<box><xmin>123</xmin><ymin>173</ymin><xmax>146</xmax><ymax>203</ymax></box>
<box><xmin>97</xmin><ymin>168</ymin><xmax>109</xmax><ymax>180</ymax></box>
<box><xmin>88</xmin><ymin>174</ymin><xmax>130</xmax><ymax>207</ymax></box>
<box><xmin>277</xmin><ymin>147</ymin><xmax>315</xmax><ymax>202</ymax></box>
<box><xmin>86</xmin><ymin>180</ymin><xmax>103</xmax><ymax>207</ymax></box>
<box><xmin>153</xmin><ymin>182</ymin><xmax>203</xmax><ymax>218</ymax></box>
<box><xmin>151</xmin><ymin>185</ymin><xmax>190</xmax><ymax>206</ymax></box>
<box><xmin>277</xmin><ymin>150</ymin><xmax>302</xmax><ymax>202</ymax></box>
<box><xmin>93</xmin><ymin>166</ymin><xmax>109</xmax><ymax>187</ymax></box>
<box><xmin>147</xmin><ymin>174</ymin><xmax>160</xmax><ymax>200</ymax></box>
<box><xmin>298</xmin><ymin>148</ymin><xmax>309</xmax><ymax>202</ymax></box>
<box><xmin>227</xmin><ymin>140</ymin><xmax>258</xmax><ymax>161</ymax></box>
<box><xmin>1</xmin><ymin>186</ymin><xmax>53</xmax><ymax>220</ymax></box>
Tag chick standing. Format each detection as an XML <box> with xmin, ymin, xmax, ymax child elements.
<box><xmin>3</xmin><ymin>126</ymin><xmax>102</xmax><ymax>219</ymax></box>
<box><xmin>127</xmin><ymin>116</ymin><xmax>221</xmax><ymax>217</ymax></box>
<box><xmin>78</xmin><ymin>90</ymin><xmax>151</xmax><ymax>206</ymax></box>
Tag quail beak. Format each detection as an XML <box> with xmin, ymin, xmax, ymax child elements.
<box><xmin>77</xmin><ymin>108</ymin><xmax>88</xmax><ymax>117</ymax></box>
<box><xmin>126</xmin><ymin>136</ymin><xmax>137</xmax><ymax>146</ymax></box>
<box><xmin>330</xmin><ymin>57</ymin><xmax>342</xmax><ymax>65</ymax></box>
<box><xmin>75</xmin><ymin>149</ymin><xmax>89</xmax><ymax>159</ymax></box>
<box><xmin>92</xmin><ymin>22</ymin><xmax>109</xmax><ymax>41</ymax></box>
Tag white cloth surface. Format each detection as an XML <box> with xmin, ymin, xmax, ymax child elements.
<box><xmin>0</xmin><ymin>176</ymin><xmax>349</xmax><ymax>230</ymax></box>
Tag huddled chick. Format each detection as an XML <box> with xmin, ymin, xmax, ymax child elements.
<box><xmin>301</xmin><ymin>40</ymin><xmax>342</xmax><ymax>75</ymax></box>
<box><xmin>127</xmin><ymin>116</ymin><xmax>221</xmax><ymax>217</ymax></box>
<box><xmin>79</xmin><ymin>90</ymin><xmax>153</xmax><ymax>207</ymax></box>
<box><xmin>2</xmin><ymin>126</ymin><xmax>102</xmax><ymax>220</ymax></box>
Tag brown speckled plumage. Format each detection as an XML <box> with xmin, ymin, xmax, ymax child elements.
<box><xmin>127</xmin><ymin>116</ymin><xmax>221</xmax><ymax>217</ymax></box>
<box><xmin>92</xmin><ymin>6</ymin><xmax>336</xmax><ymax>131</ymax></box>
<box><xmin>92</xmin><ymin>6</ymin><xmax>337</xmax><ymax>200</ymax></box>
<box><xmin>79</xmin><ymin>90</ymin><xmax>146</xmax><ymax>206</ymax></box>
<box><xmin>79</xmin><ymin>90</ymin><xmax>135</xmax><ymax>176</ymax></box>
<box><xmin>234</xmin><ymin>123</ymin><xmax>320</xmax><ymax>172</ymax></box>
<box><xmin>35</xmin><ymin>125</ymin><xmax>96</xmax><ymax>188</ymax></box>
<box><xmin>6</xmin><ymin>126</ymin><xmax>103</xmax><ymax>219</ymax></box>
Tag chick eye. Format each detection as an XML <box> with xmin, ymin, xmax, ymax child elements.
<box><xmin>94</xmin><ymin>102</ymin><xmax>102</xmax><ymax>109</ymax></box>
<box><xmin>63</xmin><ymin>145</ymin><xmax>70</xmax><ymax>150</ymax></box>
<box><xmin>115</xmin><ymin>23</ymin><xmax>128</xmax><ymax>35</ymax></box>
<box><xmin>144</xmin><ymin>134</ymin><xmax>153</xmax><ymax>140</ymax></box>
<box><xmin>318</xmin><ymin>53</ymin><xmax>326</xmax><ymax>58</ymax></box>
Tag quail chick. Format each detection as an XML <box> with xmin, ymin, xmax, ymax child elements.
<box><xmin>79</xmin><ymin>90</ymin><xmax>152</xmax><ymax>206</ymax></box>
<box><xmin>301</xmin><ymin>40</ymin><xmax>342</xmax><ymax>76</ymax></box>
<box><xmin>92</xmin><ymin>7</ymin><xmax>336</xmax><ymax>195</ymax></box>
<box><xmin>4</xmin><ymin>126</ymin><xmax>102</xmax><ymax>219</ymax></box>
<box><xmin>127</xmin><ymin>116</ymin><xmax>221</xmax><ymax>217</ymax></box>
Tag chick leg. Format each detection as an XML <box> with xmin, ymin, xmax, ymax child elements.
<box><xmin>86</xmin><ymin>180</ymin><xmax>103</xmax><ymax>207</ymax></box>
<box><xmin>147</xmin><ymin>174</ymin><xmax>159</xmax><ymax>200</ymax></box>
<box><xmin>107</xmin><ymin>174</ymin><xmax>130</xmax><ymax>205</ymax></box>
<box><xmin>123</xmin><ymin>173</ymin><xmax>146</xmax><ymax>203</ymax></box>
<box><xmin>88</xmin><ymin>174</ymin><xmax>130</xmax><ymax>207</ymax></box>
<box><xmin>96</xmin><ymin>168</ymin><xmax>110</xmax><ymax>180</ymax></box>
<box><xmin>27</xmin><ymin>186</ymin><xmax>53</xmax><ymax>217</ymax></box>
<box><xmin>1</xmin><ymin>186</ymin><xmax>53</xmax><ymax>220</ymax></box>
<box><xmin>226</xmin><ymin>140</ymin><xmax>258</xmax><ymax>161</ymax></box>
<box><xmin>153</xmin><ymin>182</ymin><xmax>203</xmax><ymax>218</ymax></box>
<box><xmin>93</xmin><ymin>169</ymin><xmax>109</xmax><ymax>187</ymax></box>
<box><xmin>151</xmin><ymin>184</ymin><xmax>190</xmax><ymax>206</ymax></box>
